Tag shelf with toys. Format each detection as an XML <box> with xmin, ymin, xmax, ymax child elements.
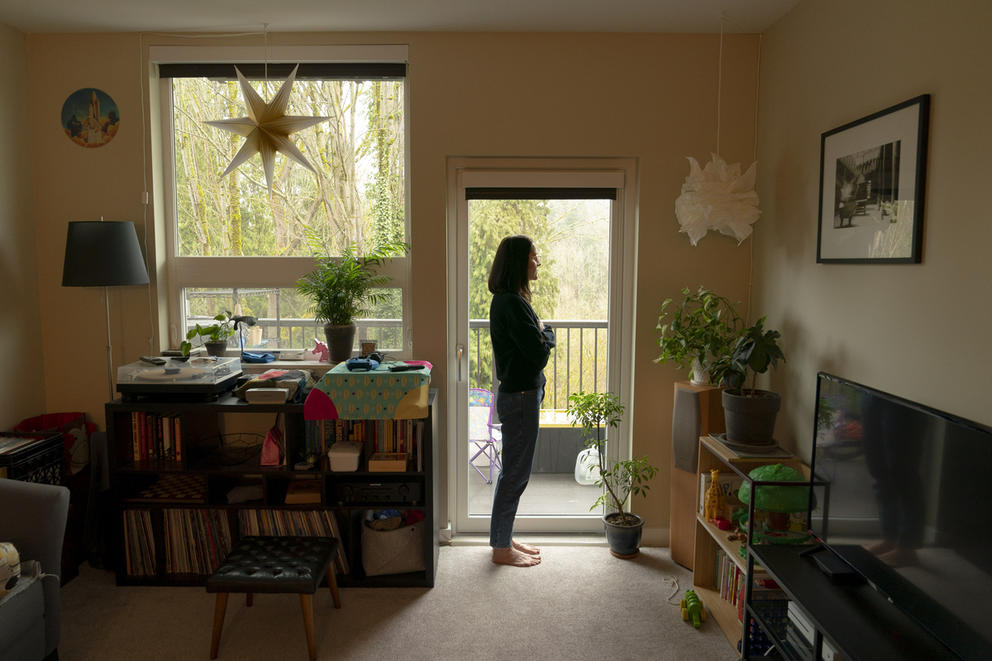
<box><xmin>691</xmin><ymin>434</ymin><xmax>812</xmax><ymax>651</ymax></box>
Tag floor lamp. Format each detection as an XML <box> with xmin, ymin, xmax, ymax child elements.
<box><xmin>62</xmin><ymin>220</ymin><xmax>150</xmax><ymax>401</ymax></box>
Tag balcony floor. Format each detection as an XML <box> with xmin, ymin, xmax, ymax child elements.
<box><xmin>468</xmin><ymin>471</ymin><xmax>602</xmax><ymax>517</ymax></box>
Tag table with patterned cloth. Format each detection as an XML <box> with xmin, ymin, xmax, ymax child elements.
<box><xmin>304</xmin><ymin>361</ymin><xmax>432</xmax><ymax>421</ymax></box>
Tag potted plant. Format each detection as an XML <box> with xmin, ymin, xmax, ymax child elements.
<box><xmin>655</xmin><ymin>286</ymin><xmax>744</xmax><ymax>385</ymax></box>
<box><xmin>180</xmin><ymin>311</ymin><xmax>236</xmax><ymax>357</ymax></box>
<box><xmin>296</xmin><ymin>241</ymin><xmax>407</xmax><ymax>364</ymax></box>
<box><xmin>567</xmin><ymin>390</ymin><xmax>658</xmax><ymax>558</ymax></box>
<box><xmin>711</xmin><ymin>317</ymin><xmax>786</xmax><ymax>447</ymax></box>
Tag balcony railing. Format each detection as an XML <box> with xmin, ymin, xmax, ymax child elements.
<box><xmin>469</xmin><ymin>319</ymin><xmax>608</xmax><ymax>410</ymax></box>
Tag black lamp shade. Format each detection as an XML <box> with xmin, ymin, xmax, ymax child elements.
<box><xmin>62</xmin><ymin>221</ymin><xmax>150</xmax><ymax>287</ymax></box>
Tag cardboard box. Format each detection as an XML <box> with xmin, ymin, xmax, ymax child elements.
<box><xmin>368</xmin><ymin>452</ymin><xmax>408</xmax><ymax>472</ymax></box>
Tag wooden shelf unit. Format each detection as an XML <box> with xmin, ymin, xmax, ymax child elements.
<box><xmin>692</xmin><ymin>434</ymin><xmax>809</xmax><ymax>652</ymax></box>
<box><xmin>106</xmin><ymin>390</ymin><xmax>439</xmax><ymax>589</ymax></box>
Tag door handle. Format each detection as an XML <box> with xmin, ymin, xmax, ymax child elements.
<box><xmin>456</xmin><ymin>343</ymin><xmax>465</xmax><ymax>382</ymax></box>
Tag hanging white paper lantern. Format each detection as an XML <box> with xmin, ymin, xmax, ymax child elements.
<box><xmin>675</xmin><ymin>154</ymin><xmax>761</xmax><ymax>246</ymax></box>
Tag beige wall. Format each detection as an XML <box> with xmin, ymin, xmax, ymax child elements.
<box><xmin>24</xmin><ymin>30</ymin><xmax>760</xmax><ymax>539</ymax></box>
<box><xmin>0</xmin><ymin>24</ymin><xmax>45</xmax><ymax>429</ymax></box>
<box><xmin>755</xmin><ymin>0</ymin><xmax>992</xmax><ymax>462</ymax></box>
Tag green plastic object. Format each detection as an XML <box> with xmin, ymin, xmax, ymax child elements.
<box><xmin>737</xmin><ymin>463</ymin><xmax>807</xmax><ymax>513</ymax></box>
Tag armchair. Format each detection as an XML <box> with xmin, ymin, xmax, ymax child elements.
<box><xmin>0</xmin><ymin>479</ymin><xmax>70</xmax><ymax>660</ymax></box>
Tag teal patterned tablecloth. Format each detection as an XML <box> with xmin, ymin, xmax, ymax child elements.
<box><xmin>304</xmin><ymin>362</ymin><xmax>431</xmax><ymax>420</ymax></box>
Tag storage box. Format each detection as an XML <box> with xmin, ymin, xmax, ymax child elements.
<box><xmin>0</xmin><ymin>432</ymin><xmax>63</xmax><ymax>484</ymax></box>
<box><xmin>245</xmin><ymin>387</ymin><xmax>289</xmax><ymax>403</ymax></box>
<box><xmin>368</xmin><ymin>452</ymin><xmax>408</xmax><ymax>472</ymax></box>
<box><xmin>361</xmin><ymin>520</ymin><xmax>425</xmax><ymax>576</ymax></box>
<box><xmin>328</xmin><ymin>441</ymin><xmax>362</xmax><ymax>472</ymax></box>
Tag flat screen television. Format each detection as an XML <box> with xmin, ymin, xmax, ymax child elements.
<box><xmin>810</xmin><ymin>372</ymin><xmax>992</xmax><ymax>660</ymax></box>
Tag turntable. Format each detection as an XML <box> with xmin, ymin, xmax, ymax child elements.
<box><xmin>117</xmin><ymin>356</ymin><xmax>242</xmax><ymax>401</ymax></box>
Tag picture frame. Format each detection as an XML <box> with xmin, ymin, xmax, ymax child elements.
<box><xmin>817</xmin><ymin>95</ymin><xmax>930</xmax><ymax>264</ymax></box>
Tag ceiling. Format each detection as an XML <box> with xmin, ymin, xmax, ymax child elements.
<box><xmin>0</xmin><ymin>0</ymin><xmax>799</xmax><ymax>35</ymax></box>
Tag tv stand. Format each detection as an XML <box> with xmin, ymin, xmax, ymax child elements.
<box><xmin>743</xmin><ymin>544</ymin><xmax>958</xmax><ymax>659</ymax></box>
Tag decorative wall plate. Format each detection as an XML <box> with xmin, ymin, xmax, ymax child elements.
<box><xmin>61</xmin><ymin>88</ymin><xmax>120</xmax><ymax>148</ymax></box>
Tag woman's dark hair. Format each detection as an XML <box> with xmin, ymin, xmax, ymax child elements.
<box><xmin>488</xmin><ymin>235</ymin><xmax>534</xmax><ymax>300</ymax></box>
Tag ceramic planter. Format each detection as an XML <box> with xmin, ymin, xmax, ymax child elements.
<box><xmin>603</xmin><ymin>512</ymin><xmax>644</xmax><ymax>559</ymax></box>
<box><xmin>722</xmin><ymin>389</ymin><xmax>781</xmax><ymax>446</ymax></box>
<box><xmin>324</xmin><ymin>323</ymin><xmax>356</xmax><ymax>364</ymax></box>
<box><xmin>204</xmin><ymin>340</ymin><xmax>228</xmax><ymax>357</ymax></box>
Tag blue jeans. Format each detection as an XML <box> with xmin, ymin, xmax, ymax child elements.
<box><xmin>490</xmin><ymin>388</ymin><xmax>541</xmax><ymax>548</ymax></box>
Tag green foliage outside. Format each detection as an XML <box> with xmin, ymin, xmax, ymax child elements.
<box><xmin>173</xmin><ymin>75</ymin><xmax>405</xmax><ymax>342</ymax></box>
<box><xmin>174</xmin><ymin>75</ymin><xmax>613</xmax><ymax>382</ymax></box>
<box><xmin>468</xmin><ymin>198</ymin><xmax>610</xmax><ymax>403</ymax></box>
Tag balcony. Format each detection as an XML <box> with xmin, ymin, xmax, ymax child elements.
<box><xmin>468</xmin><ymin>318</ymin><xmax>609</xmax><ymax>408</ymax></box>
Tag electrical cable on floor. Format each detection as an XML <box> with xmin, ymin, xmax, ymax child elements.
<box><xmin>663</xmin><ymin>575</ymin><xmax>681</xmax><ymax>604</ymax></box>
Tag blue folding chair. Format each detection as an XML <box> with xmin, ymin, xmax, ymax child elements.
<box><xmin>469</xmin><ymin>388</ymin><xmax>502</xmax><ymax>483</ymax></box>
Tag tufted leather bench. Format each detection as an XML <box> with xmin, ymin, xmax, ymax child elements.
<box><xmin>206</xmin><ymin>536</ymin><xmax>342</xmax><ymax>660</ymax></box>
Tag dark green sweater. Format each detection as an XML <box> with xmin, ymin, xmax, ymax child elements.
<box><xmin>489</xmin><ymin>291</ymin><xmax>556</xmax><ymax>392</ymax></box>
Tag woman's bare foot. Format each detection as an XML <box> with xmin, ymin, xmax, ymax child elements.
<box><xmin>492</xmin><ymin>547</ymin><xmax>541</xmax><ymax>567</ymax></box>
<box><xmin>512</xmin><ymin>540</ymin><xmax>541</xmax><ymax>556</ymax></box>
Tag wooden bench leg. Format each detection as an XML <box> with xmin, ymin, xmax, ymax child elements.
<box><xmin>327</xmin><ymin>565</ymin><xmax>342</xmax><ymax>609</ymax></box>
<box><xmin>300</xmin><ymin>593</ymin><xmax>316</xmax><ymax>661</ymax></box>
<box><xmin>210</xmin><ymin>592</ymin><xmax>229</xmax><ymax>660</ymax></box>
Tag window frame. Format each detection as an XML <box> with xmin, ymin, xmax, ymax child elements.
<box><xmin>151</xmin><ymin>45</ymin><xmax>411</xmax><ymax>354</ymax></box>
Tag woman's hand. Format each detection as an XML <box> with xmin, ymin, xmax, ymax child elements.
<box><xmin>538</xmin><ymin>319</ymin><xmax>545</xmax><ymax>331</ymax></box>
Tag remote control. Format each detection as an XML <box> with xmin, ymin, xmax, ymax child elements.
<box><xmin>140</xmin><ymin>356</ymin><xmax>166</xmax><ymax>365</ymax></box>
<box><xmin>389</xmin><ymin>364</ymin><xmax>420</xmax><ymax>372</ymax></box>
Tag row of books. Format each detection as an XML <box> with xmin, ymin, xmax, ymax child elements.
<box><xmin>130</xmin><ymin>412</ymin><xmax>183</xmax><ymax>463</ymax></box>
<box><xmin>163</xmin><ymin>508</ymin><xmax>233</xmax><ymax>575</ymax></box>
<box><xmin>308</xmin><ymin>418</ymin><xmax>425</xmax><ymax>471</ymax></box>
<box><xmin>238</xmin><ymin>508</ymin><xmax>349</xmax><ymax>574</ymax></box>
<box><xmin>122</xmin><ymin>507</ymin><xmax>350</xmax><ymax>577</ymax></box>
<box><xmin>714</xmin><ymin>549</ymin><xmax>747</xmax><ymax>621</ymax></box>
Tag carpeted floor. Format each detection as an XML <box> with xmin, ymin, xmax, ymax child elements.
<box><xmin>61</xmin><ymin>544</ymin><xmax>738</xmax><ymax>660</ymax></box>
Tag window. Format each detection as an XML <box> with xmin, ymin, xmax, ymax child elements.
<box><xmin>157</xmin><ymin>54</ymin><xmax>409</xmax><ymax>355</ymax></box>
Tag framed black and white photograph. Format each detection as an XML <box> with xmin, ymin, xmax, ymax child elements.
<box><xmin>817</xmin><ymin>94</ymin><xmax>930</xmax><ymax>263</ymax></box>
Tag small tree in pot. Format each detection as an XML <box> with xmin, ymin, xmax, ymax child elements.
<box><xmin>655</xmin><ymin>286</ymin><xmax>743</xmax><ymax>385</ymax></box>
<box><xmin>710</xmin><ymin>317</ymin><xmax>786</xmax><ymax>447</ymax></box>
<box><xmin>296</xmin><ymin>241</ymin><xmax>407</xmax><ymax>364</ymax></box>
<box><xmin>567</xmin><ymin>390</ymin><xmax>658</xmax><ymax>558</ymax></box>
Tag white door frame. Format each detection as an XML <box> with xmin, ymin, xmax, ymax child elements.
<box><xmin>445</xmin><ymin>156</ymin><xmax>639</xmax><ymax>536</ymax></box>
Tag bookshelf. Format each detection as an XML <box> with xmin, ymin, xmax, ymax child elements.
<box><xmin>106</xmin><ymin>389</ymin><xmax>439</xmax><ymax>588</ymax></box>
<box><xmin>692</xmin><ymin>434</ymin><xmax>810</xmax><ymax>650</ymax></box>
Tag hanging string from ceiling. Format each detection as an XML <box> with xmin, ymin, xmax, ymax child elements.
<box><xmin>674</xmin><ymin>13</ymin><xmax>761</xmax><ymax>247</ymax></box>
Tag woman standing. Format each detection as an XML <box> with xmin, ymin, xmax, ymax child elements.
<box><xmin>487</xmin><ymin>235</ymin><xmax>556</xmax><ymax>567</ymax></box>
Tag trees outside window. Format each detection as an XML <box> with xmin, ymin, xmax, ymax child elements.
<box><xmin>164</xmin><ymin>67</ymin><xmax>407</xmax><ymax>351</ymax></box>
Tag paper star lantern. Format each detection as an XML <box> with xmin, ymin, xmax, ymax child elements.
<box><xmin>674</xmin><ymin>154</ymin><xmax>761</xmax><ymax>246</ymax></box>
<box><xmin>205</xmin><ymin>64</ymin><xmax>328</xmax><ymax>191</ymax></box>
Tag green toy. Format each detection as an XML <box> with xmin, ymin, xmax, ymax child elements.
<box><xmin>680</xmin><ymin>589</ymin><xmax>707</xmax><ymax>628</ymax></box>
<box><xmin>737</xmin><ymin>463</ymin><xmax>808</xmax><ymax>512</ymax></box>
